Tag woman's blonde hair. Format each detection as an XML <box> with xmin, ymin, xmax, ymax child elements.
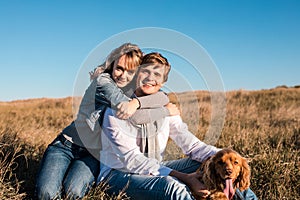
<box><xmin>90</xmin><ymin>43</ymin><xmax>143</xmax><ymax>80</ymax></box>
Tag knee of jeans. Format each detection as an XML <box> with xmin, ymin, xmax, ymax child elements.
<box><xmin>64</xmin><ymin>184</ymin><xmax>88</xmax><ymax>200</ymax></box>
<box><xmin>36</xmin><ymin>185</ymin><xmax>61</xmax><ymax>200</ymax></box>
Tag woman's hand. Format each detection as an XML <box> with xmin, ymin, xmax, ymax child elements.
<box><xmin>165</xmin><ymin>103</ymin><xmax>180</xmax><ymax>116</ymax></box>
<box><xmin>116</xmin><ymin>99</ymin><xmax>140</xmax><ymax>119</ymax></box>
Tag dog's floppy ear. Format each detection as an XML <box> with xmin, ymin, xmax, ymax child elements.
<box><xmin>203</xmin><ymin>158</ymin><xmax>219</xmax><ymax>189</ymax></box>
<box><xmin>238</xmin><ymin>157</ymin><xmax>251</xmax><ymax>191</ymax></box>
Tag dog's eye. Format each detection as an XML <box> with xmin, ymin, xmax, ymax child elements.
<box><xmin>234</xmin><ymin>160</ymin><xmax>239</xmax><ymax>165</ymax></box>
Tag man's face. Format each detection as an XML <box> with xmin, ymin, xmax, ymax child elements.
<box><xmin>135</xmin><ymin>64</ymin><xmax>165</xmax><ymax>96</ymax></box>
<box><xmin>112</xmin><ymin>55</ymin><xmax>136</xmax><ymax>88</ymax></box>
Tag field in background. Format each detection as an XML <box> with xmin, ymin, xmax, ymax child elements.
<box><xmin>0</xmin><ymin>88</ymin><xmax>299</xmax><ymax>199</ymax></box>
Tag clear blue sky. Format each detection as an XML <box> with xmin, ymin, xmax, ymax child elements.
<box><xmin>1</xmin><ymin>0</ymin><xmax>299</xmax><ymax>101</ymax></box>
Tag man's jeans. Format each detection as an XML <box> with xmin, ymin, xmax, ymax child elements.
<box><xmin>35</xmin><ymin>136</ymin><xmax>99</xmax><ymax>200</ymax></box>
<box><xmin>103</xmin><ymin>158</ymin><xmax>258</xmax><ymax>200</ymax></box>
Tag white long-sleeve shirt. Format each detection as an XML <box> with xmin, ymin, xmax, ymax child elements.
<box><xmin>98</xmin><ymin>108</ymin><xmax>220</xmax><ymax>182</ymax></box>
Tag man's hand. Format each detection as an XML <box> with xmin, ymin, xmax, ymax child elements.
<box><xmin>169</xmin><ymin>170</ymin><xmax>210</xmax><ymax>199</ymax></box>
<box><xmin>165</xmin><ymin>103</ymin><xmax>180</xmax><ymax>116</ymax></box>
<box><xmin>116</xmin><ymin>99</ymin><xmax>140</xmax><ymax>119</ymax></box>
<box><xmin>185</xmin><ymin>172</ymin><xmax>211</xmax><ymax>199</ymax></box>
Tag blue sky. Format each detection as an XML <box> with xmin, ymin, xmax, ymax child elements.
<box><xmin>0</xmin><ymin>0</ymin><xmax>299</xmax><ymax>101</ymax></box>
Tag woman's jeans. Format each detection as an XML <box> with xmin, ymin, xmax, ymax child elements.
<box><xmin>35</xmin><ymin>135</ymin><xmax>100</xmax><ymax>200</ymax></box>
<box><xmin>103</xmin><ymin>158</ymin><xmax>258</xmax><ymax>200</ymax></box>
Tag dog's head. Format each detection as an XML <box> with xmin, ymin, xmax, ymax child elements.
<box><xmin>203</xmin><ymin>148</ymin><xmax>250</xmax><ymax>191</ymax></box>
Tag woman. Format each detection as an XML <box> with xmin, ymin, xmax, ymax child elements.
<box><xmin>35</xmin><ymin>43</ymin><xmax>178</xmax><ymax>199</ymax></box>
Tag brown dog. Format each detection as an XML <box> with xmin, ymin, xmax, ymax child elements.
<box><xmin>196</xmin><ymin>148</ymin><xmax>251</xmax><ymax>200</ymax></box>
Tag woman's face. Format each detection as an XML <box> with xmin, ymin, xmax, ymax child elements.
<box><xmin>112</xmin><ymin>55</ymin><xmax>136</xmax><ymax>88</ymax></box>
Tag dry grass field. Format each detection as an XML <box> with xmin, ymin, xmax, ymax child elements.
<box><xmin>0</xmin><ymin>87</ymin><xmax>299</xmax><ymax>199</ymax></box>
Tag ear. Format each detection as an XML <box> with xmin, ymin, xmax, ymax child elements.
<box><xmin>238</xmin><ymin>157</ymin><xmax>251</xmax><ymax>191</ymax></box>
<box><xmin>203</xmin><ymin>159</ymin><xmax>218</xmax><ymax>189</ymax></box>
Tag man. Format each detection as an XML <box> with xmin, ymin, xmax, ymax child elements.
<box><xmin>98</xmin><ymin>52</ymin><xmax>257</xmax><ymax>200</ymax></box>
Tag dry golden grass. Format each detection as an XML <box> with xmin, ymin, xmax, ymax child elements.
<box><xmin>0</xmin><ymin>97</ymin><xmax>73</xmax><ymax>146</ymax></box>
<box><xmin>0</xmin><ymin>87</ymin><xmax>299</xmax><ymax>199</ymax></box>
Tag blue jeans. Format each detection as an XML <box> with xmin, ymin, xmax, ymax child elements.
<box><xmin>103</xmin><ymin>158</ymin><xmax>258</xmax><ymax>200</ymax></box>
<box><xmin>35</xmin><ymin>135</ymin><xmax>100</xmax><ymax>200</ymax></box>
